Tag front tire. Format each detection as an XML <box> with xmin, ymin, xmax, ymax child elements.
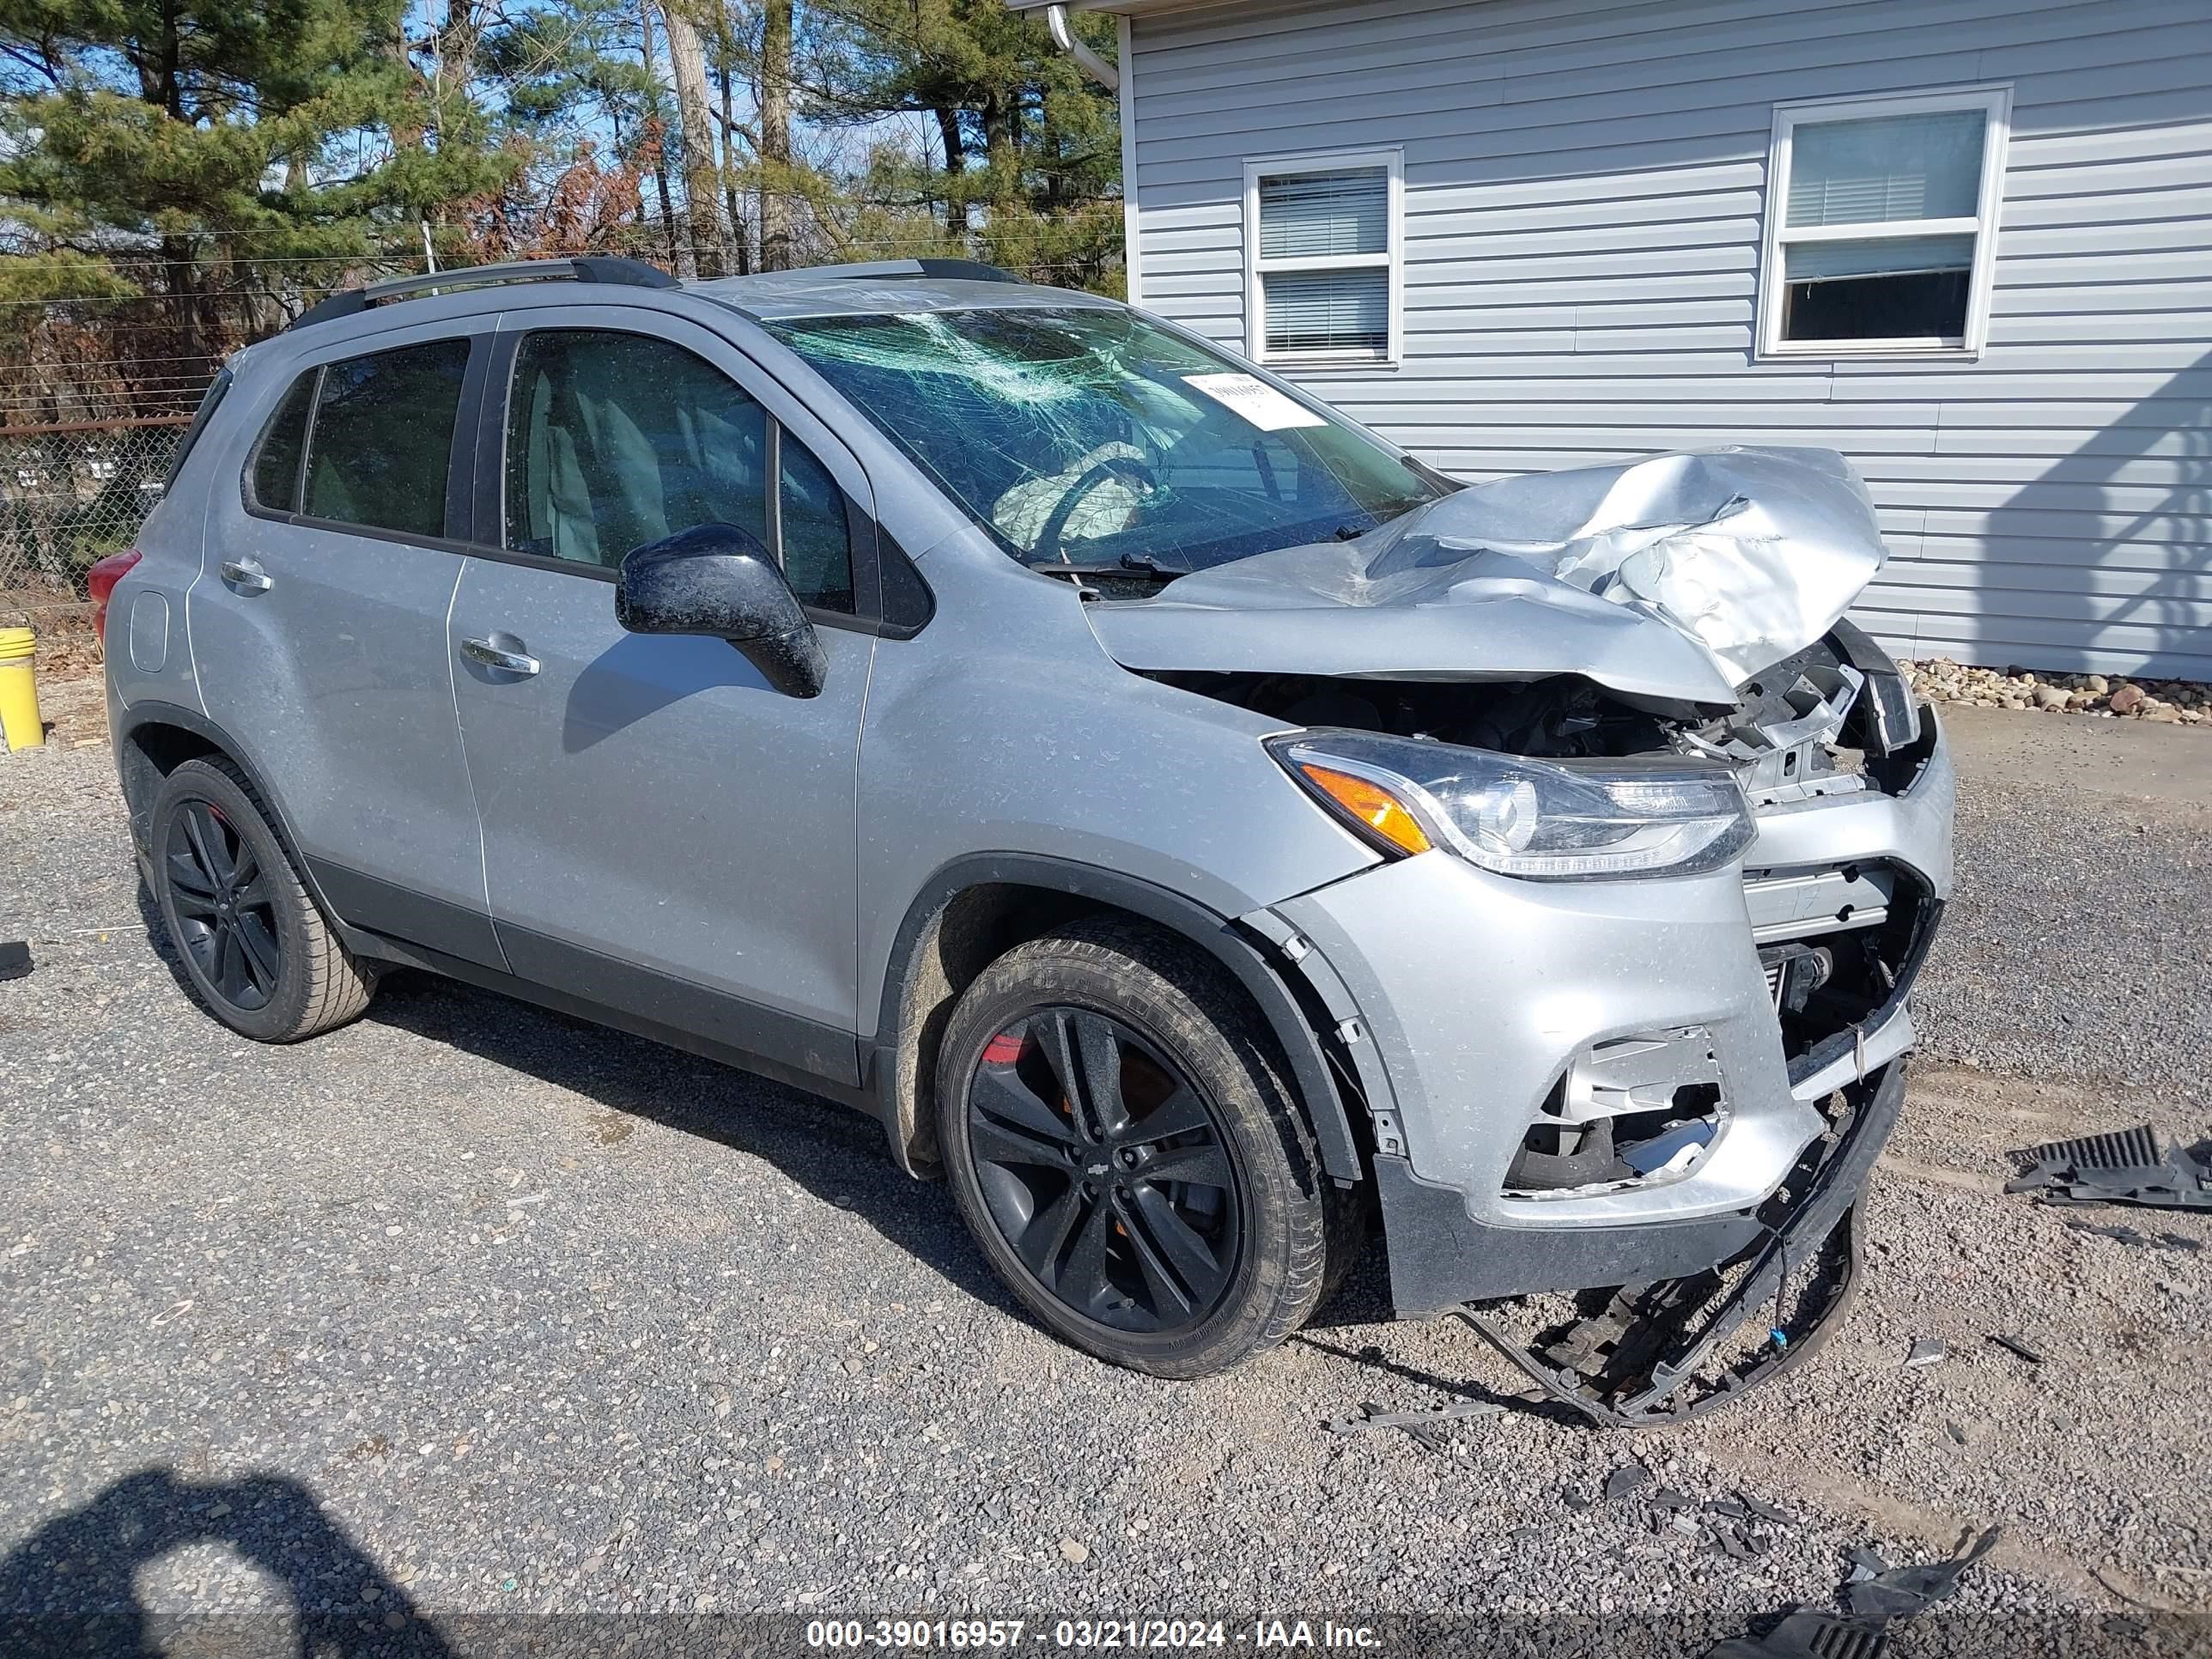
<box><xmin>935</xmin><ymin>918</ymin><xmax>1338</xmax><ymax>1378</ymax></box>
<box><xmin>149</xmin><ymin>757</ymin><xmax>375</xmax><ymax>1042</ymax></box>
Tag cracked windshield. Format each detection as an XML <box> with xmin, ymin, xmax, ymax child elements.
<box><xmin>765</xmin><ymin>307</ymin><xmax>1447</xmax><ymax>579</ymax></box>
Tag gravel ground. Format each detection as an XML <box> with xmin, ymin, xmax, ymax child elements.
<box><xmin>3</xmin><ymin>678</ymin><xmax>2209</xmax><ymax>1656</ymax></box>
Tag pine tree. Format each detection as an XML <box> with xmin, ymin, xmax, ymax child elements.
<box><xmin>804</xmin><ymin>0</ymin><xmax>1121</xmax><ymax>288</ymax></box>
<box><xmin>0</xmin><ymin>0</ymin><xmax>523</xmax><ymax>342</ymax></box>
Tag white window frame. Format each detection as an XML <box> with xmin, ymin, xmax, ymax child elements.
<box><xmin>1757</xmin><ymin>84</ymin><xmax>2011</xmax><ymax>361</ymax></box>
<box><xmin>1243</xmin><ymin>146</ymin><xmax>1404</xmax><ymax>368</ymax></box>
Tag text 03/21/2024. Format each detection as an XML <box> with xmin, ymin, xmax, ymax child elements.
<box><xmin>805</xmin><ymin>1621</ymin><xmax>1384</xmax><ymax>1650</ymax></box>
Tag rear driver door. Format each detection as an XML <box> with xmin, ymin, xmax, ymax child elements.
<box><xmin>190</xmin><ymin>325</ymin><xmax>501</xmax><ymax>968</ymax></box>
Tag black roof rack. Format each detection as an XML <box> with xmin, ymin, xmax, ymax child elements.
<box><xmin>775</xmin><ymin>257</ymin><xmax>1024</xmax><ymax>286</ymax></box>
<box><xmin>289</xmin><ymin>256</ymin><xmax>678</xmax><ymax>332</ymax></box>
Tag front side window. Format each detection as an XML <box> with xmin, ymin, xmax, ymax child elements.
<box><xmin>765</xmin><ymin>307</ymin><xmax>1446</xmax><ymax>578</ymax></box>
<box><xmin>502</xmin><ymin>330</ymin><xmax>854</xmax><ymax>611</ymax></box>
<box><xmin>300</xmin><ymin>340</ymin><xmax>469</xmax><ymax>537</ymax></box>
<box><xmin>1761</xmin><ymin>88</ymin><xmax>2010</xmax><ymax>356</ymax></box>
<box><xmin>1245</xmin><ymin>149</ymin><xmax>1401</xmax><ymax>364</ymax></box>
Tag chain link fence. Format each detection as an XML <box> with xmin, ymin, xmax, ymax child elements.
<box><xmin>0</xmin><ymin>416</ymin><xmax>189</xmax><ymax>649</ymax></box>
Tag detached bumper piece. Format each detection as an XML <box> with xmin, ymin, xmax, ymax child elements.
<box><xmin>2006</xmin><ymin>1122</ymin><xmax>2212</xmax><ymax>1212</ymax></box>
<box><xmin>1457</xmin><ymin>1059</ymin><xmax>1905</xmax><ymax>1428</ymax></box>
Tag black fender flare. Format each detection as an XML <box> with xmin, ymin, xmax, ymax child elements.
<box><xmin>870</xmin><ymin>852</ymin><xmax>1364</xmax><ymax>1184</ymax></box>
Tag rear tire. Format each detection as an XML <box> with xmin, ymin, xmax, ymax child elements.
<box><xmin>149</xmin><ymin>757</ymin><xmax>375</xmax><ymax>1042</ymax></box>
<box><xmin>936</xmin><ymin>917</ymin><xmax>1344</xmax><ymax>1378</ymax></box>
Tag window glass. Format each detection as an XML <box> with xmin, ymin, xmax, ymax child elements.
<box><xmin>249</xmin><ymin>371</ymin><xmax>315</xmax><ymax>513</ymax></box>
<box><xmin>1770</xmin><ymin>102</ymin><xmax>1996</xmax><ymax>348</ymax></box>
<box><xmin>1259</xmin><ymin>169</ymin><xmax>1388</xmax><ymax>258</ymax></box>
<box><xmin>301</xmin><ymin>341</ymin><xmax>467</xmax><ymax>537</ymax></box>
<box><xmin>767</xmin><ymin>307</ymin><xmax>1445</xmax><ymax>576</ymax></box>
<box><xmin>504</xmin><ymin>331</ymin><xmax>768</xmax><ymax>568</ymax></box>
<box><xmin>779</xmin><ymin>440</ymin><xmax>854</xmax><ymax>612</ymax></box>
<box><xmin>1252</xmin><ymin>161</ymin><xmax>1394</xmax><ymax>362</ymax></box>
<box><xmin>1782</xmin><ymin>236</ymin><xmax>1973</xmax><ymax>342</ymax></box>
<box><xmin>166</xmin><ymin>367</ymin><xmax>232</xmax><ymax>492</ymax></box>
<box><xmin>1263</xmin><ymin>267</ymin><xmax>1389</xmax><ymax>357</ymax></box>
<box><xmin>1786</xmin><ymin>112</ymin><xmax>1985</xmax><ymax>228</ymax></box>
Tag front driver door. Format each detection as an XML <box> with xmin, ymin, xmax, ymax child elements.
<box><xmin>447</xmin><ymin>310</ymin><xmax>874</xmax><ymax>1085</ymax></box>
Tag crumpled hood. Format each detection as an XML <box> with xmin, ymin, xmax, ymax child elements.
<box><xmin>1085</xmin><ymin>446</ymin><xmax>1889</xmax><ymax>705</ymax></box>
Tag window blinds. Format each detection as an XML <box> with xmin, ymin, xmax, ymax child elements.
<box><xmin>1259</xmin><ymin>168</ymin><xmax>1389</xmax><ymax>259</ymax></box>
<box><xmin>1786</xmin><ymin>110</ymin><xmax>1987</xmax><ymax>228</ymax></box>
<box><xmin>1263</xmin><ymin>268</ymin><xmax>1389</xmax><ymax>355</ymax></box>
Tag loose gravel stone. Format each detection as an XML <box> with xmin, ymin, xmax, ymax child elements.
<box><xmin>2</xmin><ymin>676</ymin><xmax>2208</xmax><ymax>1648</ymax></box>
<box><xmin>1900</xmin><ymin>657</ymin><xmax>2209</xmax><ymax>725</ymax></box>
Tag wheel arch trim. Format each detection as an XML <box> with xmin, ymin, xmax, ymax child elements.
<box><xmin>869</xmin><ymin>852</ymin><xmax>1365</xmax><ymax>1185</ymax></box>
<box><xmin>112</xmin><ymin>700</ymin><xmax>346</xmax><ymax>925</ymax></box>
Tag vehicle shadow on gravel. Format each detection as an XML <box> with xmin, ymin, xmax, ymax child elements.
<box><xmin>131</xmin><ymin>877</ymin><xmax>1421</xmax><ymax>1355</ymax></box>
<box><xmin>0</xmin><ymin>1467</ymin><xmax>448</xmax><ymax>1656</ymax></box>
<box><xmin>362</xmin><ymin>971</ymin><xmax>1024</xmax><ymax>1317</ymax></box>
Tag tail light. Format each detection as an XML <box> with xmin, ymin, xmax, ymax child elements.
<box><xmin>87</xmin><ymin>550</ymin><xmax>143</xmax><ymax>643</ymax></box>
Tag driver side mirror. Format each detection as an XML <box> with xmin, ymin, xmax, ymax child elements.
<box><xmin>615</xmin><ymin>524</ymin><xmax>827</xmax><ymax>699</ymax></box>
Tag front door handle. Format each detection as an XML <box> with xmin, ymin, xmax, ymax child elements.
<box><xmin>460</xmin><ymin>632</ymin><xmax>541</xmax><ymax>678</ymax></box>
<box><xmin>219</xmin><ymin>557</ymin><xmax>272</xmax><ymax>594</ymax></box>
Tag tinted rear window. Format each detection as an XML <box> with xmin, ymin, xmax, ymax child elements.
<box><xmin>301</xmin><ymin>340</ymin><xmax>469</xmax><ymax>538</ymax></box>
<box><xmin>165</xmin><ymin>368</ymin><xmax>232</xmax><ymax>490</ymax></box>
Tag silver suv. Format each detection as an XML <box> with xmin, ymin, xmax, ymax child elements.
<box><xmin>100</xmin><ymin>257</ymin><xmax>1953</xmax><ymax>1397</ymax></box>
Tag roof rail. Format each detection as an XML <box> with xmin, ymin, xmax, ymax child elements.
<box><xmin>779</xmin><ymin>257</ymin><xmax>1024</xmax><ymax>286</ymax></box>
<box><xmin>289</xmin><ymin>256</ymin><xmax>678</xmax><ymax>331</ymax></box>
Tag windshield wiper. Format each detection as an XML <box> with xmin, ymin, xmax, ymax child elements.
<box><xmin>1031</xmin><ymin>554</ymin><xmax>1185</xmax><ymax>581</ymax></box>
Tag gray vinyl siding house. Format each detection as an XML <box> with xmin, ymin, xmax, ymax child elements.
<box><xmin>1023</xmin><ymin>0</ymin><xmax>2212</xmax><ymax>679</ymax></box>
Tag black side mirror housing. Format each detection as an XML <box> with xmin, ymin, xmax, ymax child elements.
<box><xmin>616</xmin><ymin>523</ymin><xmax>826</xmax><ymax>699</ymax></box>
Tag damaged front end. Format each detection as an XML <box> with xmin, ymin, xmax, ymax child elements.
<box><xmin>1091</xmin><ymin>447</ymin><xmax>1954</xmax><ymax>1418</ymax></box>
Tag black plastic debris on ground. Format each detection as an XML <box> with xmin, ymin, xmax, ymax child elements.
<box><xmin>2069</xmin><ymin>1219</ymin><xmax>2204</xmax><ymax>1252</ymax></box>
<box><xmin>1706</xmin><ymin>1526</ymin><xmax>2002</xmax><ymax>1658</ymax></box>
<box><xmin>2007</xmin><ymin>1122</ymin><xmax>2212</xmax><ymax>1212</ymax></box>
<box><xmin>1603</xmin><ymin>1462</ymin><xmax>1651</xmax><ymax>1503</ymax></box>
<box><xmin>1988</xmin><ymin>1332</ymin><xmax>2045</xmax><ymax>1365</ymax></box>
<box><xmin>1845</xmin><ymin>1527</ymin><xmax>2002</xmax><ymax>1621</ymax></box>
<box><xmin>0</xmin><ymin>940</ymin><xmax>29</xmax><ymax>982</ymax></box>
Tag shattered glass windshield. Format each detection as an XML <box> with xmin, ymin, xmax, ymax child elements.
<box><xmin>763</xmin><ymin>307</ymin><xmax>1447</xmax><ymax>575</ymax></box>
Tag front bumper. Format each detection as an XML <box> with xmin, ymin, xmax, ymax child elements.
<box><xmin>1256</xmin><ymin>706</ymin><xmax>1954</xmax><ymax>1316</ymax></box>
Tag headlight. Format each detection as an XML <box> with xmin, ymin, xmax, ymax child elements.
<box><xmin>1270</xmin><ymin>730</ymin><xmax>1754</xmax><ymax>881</ymax></box>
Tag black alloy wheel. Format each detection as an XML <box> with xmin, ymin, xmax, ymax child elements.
<box><xmin>148</xmin><ymin>756</ymin><xmax>376</xmax><ymax>1042</ymax></box>
<box><xmin>964</xmin><ymin>1006</ymin><xmax>1244</xmax><ymax>1335</ymax></box>
<box><xmin>163</xmin><ymin>798</ymin><xmax>281</xmax><ymax>1011</ymax></box>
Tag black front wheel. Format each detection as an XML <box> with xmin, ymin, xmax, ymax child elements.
<box><xmin>937</xmin><ymin>919</ymin><xmax>1342</xmax><ymax>1377</ymax></box>
<box><xmin>149</xmin><ymin>757</ymin><xmax>375</xmax><ymax>1042</ymax></box>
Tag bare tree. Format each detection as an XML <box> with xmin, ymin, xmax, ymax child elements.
<box><xmin>637</xmin><ymin>0</ymin><xmax>692</xmax><ymax>278</ymax></box>
<box><xmin>717</xmin><ymin>55</ymin><xmax>751</xmax><ymax>275</ymax></box>
<box><xmin>660</xmin><ymin>0</ymin><xmax>732</xmax><ymax>276</ymax></box>
<box><xmin>757</xmin><ymin>0</ymin><xmax>794</xmax><ymax>270</ymax></box>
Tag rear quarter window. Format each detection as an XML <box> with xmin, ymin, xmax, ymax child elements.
<box><xmin>164</xmin><ymin>368</ymin><xmax>233</xmax><ymax>491</ymax></box>
<box><xmin>247</xmin><ymin>372</ymin><xmax>315</xmax><ymax>513</ymax></box>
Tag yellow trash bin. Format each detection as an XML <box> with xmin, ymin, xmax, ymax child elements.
<box><xmin>0</xmin><ymin>626</ymin><xmax>44</xmax><ymax>751</ymax></box>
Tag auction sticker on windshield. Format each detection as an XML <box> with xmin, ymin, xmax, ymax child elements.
<box><xmin>1182</xmin><ymin>373</ymin><xmax>1328</xmax><ymax>432</ymax></box>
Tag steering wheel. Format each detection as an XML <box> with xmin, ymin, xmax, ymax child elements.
<box><xmin>1033</xmin><ymin>454</ymin><xmax>1158</xmax><ymax>563</ymax></box>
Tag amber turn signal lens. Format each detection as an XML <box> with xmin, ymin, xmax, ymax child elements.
<box><xmin>1297</xmin><ymin>763</ymin><xmax>1433</xmax><ymax>856</ymax></box>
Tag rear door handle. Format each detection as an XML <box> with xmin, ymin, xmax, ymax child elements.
<box><xmin>460</xmin><ymin>633</ymin><xmax>541</xmax><ymax>677</ymax></box>
<box><xmin>219</xmin><ymin>557</ymin><xmax>272</xmax><ymax>593</ymax></box>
